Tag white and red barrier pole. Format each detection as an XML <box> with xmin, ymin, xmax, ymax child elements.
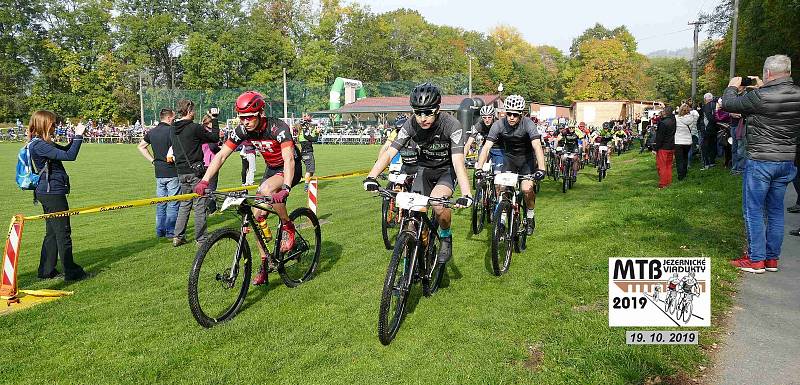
<box><xmin>1</xmin><ymin>215</ymin><xmax>24</xmax><ymax>303</ymax></box>
<box><xmin>307</xmin><ymin>178</ymin><xmax>318</xmax><ymax>214</ymax></box>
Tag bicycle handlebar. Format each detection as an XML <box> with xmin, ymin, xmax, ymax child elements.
<box><xmin>210</xmin><ymin>190</ymin><xmax>275</xmax><ymax>205</ymax></box>
<box><xmin>375</xmin><ymin>188</ymin><xmax>455</xmax><ymax>208</ymax></box>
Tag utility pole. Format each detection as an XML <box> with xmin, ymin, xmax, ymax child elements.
<box><xmin>688</xmin><ymin>21</ymin><xmax>703</xmax><ymax>105</ymax></box>
<box><xmin>729</xmin><ymin>0</ymin><xmax>740</xmax><ymax>78</ymax></box>
<box><xmin>468</xmin><ymin>56</ymin><xmax>473</xmax><ymax>98</ymax></box>
<box><xmin>283</xmin><ymin>67</ymin><xmax>288</xmax><ymax>120</ymax></box>
<box><xmin>138</xmin><ymin>72</ymin><xmax>145</xmax><ymax>127</ymax></box>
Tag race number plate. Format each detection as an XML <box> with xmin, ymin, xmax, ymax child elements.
<box><xmin>221</xmin><ymin>197</ymin><xmax>245</xmax><ymax>212</ymax></box>
<box><xmin>481</xmin><ymin>161</ymin><xmax>492</xmax><ymax>172</ymax></box>
<box><xmin>396</xmin><ymin>192</ymin><xmax>429</xmax><ymax>212</ymax></box>
<box><xmin>599</xmin><ymin>145</ymin><xmax>608</xmax><ymax>151</ymax></box>
<box><xmin>388</xmin><ymin>173</ymin><xmax>408</xmax><ymax>184</ymax></box>
<box><xmin>388</xmin><ymin>163</ymin><xmax>402</xmax><ymax>172</ymax></box>
<box><xmin>494</xmin><ymin>172</ymin><xmax>518</xmax><ymax>187</ymax></box>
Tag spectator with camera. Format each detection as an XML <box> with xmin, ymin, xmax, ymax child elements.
<box><xmin>28</xmin><ymin>111</ymin><xmax>88</xmax><ymax>281</ymax></box>
<box><xmin>723</xmin><ymin>55</ymin><xmax>800</xmax><ymax>273</ymax></box>
<box><xmin>171</xmin><ymin>99</ymin><xmax>220</xmax><ymax>247</ymax></box>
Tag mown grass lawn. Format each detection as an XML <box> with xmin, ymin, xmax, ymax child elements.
<box><xmin>0</xmin><ymin>142</ymin><xmax>740</xmax><ymax>384</ymax></box>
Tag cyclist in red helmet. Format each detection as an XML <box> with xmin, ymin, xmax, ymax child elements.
<box><xmin>194</xmin><ymin>91</ymin><xmax>302</xmax><ymax>285</ymax></box>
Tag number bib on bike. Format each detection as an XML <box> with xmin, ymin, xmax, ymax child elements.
<box><xmin>388</xmin><ymin>173</ymin><xmax>408</xmax><ymax>184</ymax></box>
<box><xmin>494</xmin><ymin>172</ymin><xmax>518</xmax><ymax>187</ymax></box>
<box><xmin>395</xmin><ymin>192</ymin><xmax>429</xmax><ymax>212</ymax></box>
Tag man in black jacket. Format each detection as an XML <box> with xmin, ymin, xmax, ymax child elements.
<box><xmin>171</xmin><ymin>99</ymin><xmax>220</xmax><ymax>246</ymax></box>
<box><xmin>653</xmin><ymin>106</ymin><xmax>676</xmax><ymax>188</ymax></box>
<box><xmin>699</xmin><ymin>93</ymin><xmax>718</xmax><ymax>169</ymax></box>
<box><xmin>723</xmin><ymin>54</ymin><xmax>800</xmax><ymax>273</ymax></box>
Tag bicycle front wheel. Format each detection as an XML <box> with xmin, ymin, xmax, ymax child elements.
<box><xmin>471</xmin><ymin>185</ymin><xmax>485</xmax><ymax>234</ymax></box>
<box><xmin>491</xmin><ymin>201</ymin><xmax>513</xmax><ymax>276</ymax></box>
<box><xmin>188</xmin><ymin>228</ymin><xmax>252</xmax><ymax>328</ymax></box>
<box><xmin>378</xmin><ymin>231</ymin><xmax>415</xmax><ymax>345</ymax></box>
<box><xmin>382</xmin><ymin>196</ymin><xmax>400</xmax><ymax>249</ymax></box>
<box><xmin>278</xmin><ymin>207</ymin><xmax>322</xmax><ymax>288</ymax></box>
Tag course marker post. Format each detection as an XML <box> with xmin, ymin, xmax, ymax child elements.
<box><xmin>1</xmin><ymin>215</ymin><xmax>25</xmax><ymax>303</ymax></box>
<box><xmin>308</xmin><ymin>178</ymin><xmax>318</xmax><ymax>214</ymax></box>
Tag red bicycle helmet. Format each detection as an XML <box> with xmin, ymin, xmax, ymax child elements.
<box><xmin>235</xmin><ymin>91</ymin><xmax>265</xmax><ymax>114</ymax></box>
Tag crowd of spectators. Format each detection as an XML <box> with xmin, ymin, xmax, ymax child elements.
<box><xmin>649</xmin><ymin>54</ymin><xmax>800</xmax><ymax>275</ymax></box>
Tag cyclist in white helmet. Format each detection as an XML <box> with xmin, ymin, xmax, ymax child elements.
<box><xmin>465</xmin><ymin>105</ymin><xmax>503</xmax><ymax>173</ymax></box>
<box><xmin>476</xmin><ymin>95</ymin><xmax>546</xmax><ymax>235</ymax></box>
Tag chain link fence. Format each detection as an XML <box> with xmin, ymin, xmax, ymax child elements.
<box><xmin>141</xmin><ymin>75</ymin><xmax>470</xmax><ymax>126</ymax></box>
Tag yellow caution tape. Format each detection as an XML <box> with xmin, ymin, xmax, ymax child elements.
<box><xmin>23</xmin><ymin>185</ymin><xmax>257</xmax><ymax>221</ymax></box>
<box><xmin>22</xmin><ymin>168</ymin><xmax>370</xmax><ymax>221</ymax></box>
<box><xmin>316</xmin><ymin>169</ymin><xmax>371</xmax><ymax>181</ymax></box>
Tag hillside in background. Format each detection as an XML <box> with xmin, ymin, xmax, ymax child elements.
<box><xmin>647</xmin><ymin>47</ymin><xmax>693</xmax><ymax>60</ymax></box>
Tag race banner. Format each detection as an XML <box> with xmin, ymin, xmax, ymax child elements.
<box><xmin>609</xmin><ymin>258</ymin><xmax>711</xmax><ymax>327</ymax></box>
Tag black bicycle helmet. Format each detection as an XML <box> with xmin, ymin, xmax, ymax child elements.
<box><xmin>409</xmin><ymin>82</ymin><xmax>442</xmax><ymax>109</ymax></box>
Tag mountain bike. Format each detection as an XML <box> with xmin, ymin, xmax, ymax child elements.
<box><xmin>551</xmin><ymin>146</ymin><xmax>563</xmax><ymax>181</ymax></box>
<box><xmin>472</xmin><ymin>163</ymin><xmax>496</xmax><ymax>234</ymax></box>
<box><xmin>381</xmin><ymin>163</ymin><xmax>414</xmax><ymax>250</ymax></box>
<box><xmin>375</xmin><ymin>188</ymin><xmax>453</xmax><ymax>345</ymax></box>
<box><xmin>597</xmin><ymin>144</ymin><xmax>610</xmax><ymax>182</ymax></box>
<box><xmin>490</xmin><ymin>172</ymin><xmax>536</xmax><ymax>276</ymax></box>
<box><xmin>674</xmin><ymin>290</ymin><xmax>698</xmax><ymax>324</ymax></box>
<box><xmin>560</xmin><ymin>152</ymin><xmax>578</xmax><ymax>193</ymax></box>
<box><xmin>188</xmin><ymin>191</ymin><xmax>322</xmax><ymax>328</ymax></box>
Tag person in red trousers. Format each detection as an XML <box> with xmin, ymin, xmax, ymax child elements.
<box><xmin>652</xmin><ymin>106</ymin><xmax>676</xmax><ymax>189</ymax></box>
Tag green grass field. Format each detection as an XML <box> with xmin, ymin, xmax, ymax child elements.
<box><xmin>0</xmin><ymin>142</ymin><xmax>741</xmax><ymax>384</ymax></box>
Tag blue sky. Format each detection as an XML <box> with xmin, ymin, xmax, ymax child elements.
<box><xmin>351</xmin><ymin>0</ymin><xmax>717</xmax><ymax>55</ymax></box>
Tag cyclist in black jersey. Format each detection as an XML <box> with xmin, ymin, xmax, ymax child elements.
<box><xmin>363</xmin><ymin>83</ymin><xmax>473</xmax><ymax>265</ymax></box>
<box><xmin>465</xmin><ymin>105</ymin><xmax>503</xmax><ymax>173</ymax></box>
<box><xmin>475</xmin><ymin>95</ymin><xmax>546</xmax><ymax>235</ymax></box>
<box><xmin>557</xmin><ymin>125</ymin><xmax>581</xmax><ymax>179</ymax></box>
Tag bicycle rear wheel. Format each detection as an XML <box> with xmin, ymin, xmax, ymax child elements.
<box><xmin>278</xmin><ymin>207</ymin><xmax>322</xmax><ymax>288</ymax></box>
<box><xmin>382</xmin><ymin>196</ymin><xmax>400</xmax><ymax>249</ymax></box>
<box><xmin>491</xmin><ymin>201</ymin><xmax>513</xmax><ymax>276</ymax></box>
<box><xmin>188</xmin><ymin>228</ymin><xmax>251</xmax><ymax>328</ymax></box>
<box><xmin>423</xmin><ymin>220</ymin><xmax>444</xmax><ymax>296</ymax></box>
<box><xmin>378</xmin><ymin>231</ymin><xmax>415</xmax><ymax>345</ymax></box>
<box><xmin>515</xmin><ymin>196</ymin><xmax>527</xmax><ymax>252</ymax></box>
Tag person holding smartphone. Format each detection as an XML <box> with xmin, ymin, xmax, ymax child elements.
<box><xmin>171</xmin><ymin>99</ymin><xmax>220</xmax><ymax>247</ymax></box>
<box><xmin>28</xmin><ymin>111</ymin><xmax>88</xmax><ymax>281</ymax></box>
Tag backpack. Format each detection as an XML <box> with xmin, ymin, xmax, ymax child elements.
<box><xmin>16</xmin><ymin>138</ymin><xmax>48</xmax><ymax>190</ymax></box>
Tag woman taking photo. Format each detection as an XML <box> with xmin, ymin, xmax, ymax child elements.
<box><xmin>28</xmin><ymin>110</ymin><xmax>88</xmax><ymax>281</ymax></box>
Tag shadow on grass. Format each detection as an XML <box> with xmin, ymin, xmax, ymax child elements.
<box><xmin>17</xmin><ymin>236</ymin><xmax>166</xmax><ymax>290</ymax></box>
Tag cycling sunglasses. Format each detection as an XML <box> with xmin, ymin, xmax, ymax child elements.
<box><xmin>506</xmin><ymin>112</ymin><xmax>522</xmax><ymax>118</ymax></box>
<box><xmin>238</xmin><ymin>114</ymin><xmax>259</xmax><ymax>122</ymax></box>
<box><xmin>413</xmin><ymin>108</ymin><xmax>438</xmax><ymax>118</ymax></box>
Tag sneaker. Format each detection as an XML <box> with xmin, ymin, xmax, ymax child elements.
<box><xmin>787</xmin><ymin>204</ymin><xmax>800</xmax><ymax>213</ymax></box>
<box><xmin>730</xmin><ymin>258</ymin><xmax>765</xmax><ymax>273</ymax></box>
<box><xmin>526</xmin><ymin>216</ymin><xmax>535</xmax><ymax>235</ymax></box>
<box><xmin>437</xmin><ymin>236</ymin><xmax>452</xmax><ymax>264</ymax></box>
<box><xmin>280</xmin><ymin>222</ymin><xmax>296</xmax><ymax>253</ymax></box>
<box><xmin>173</xmin><ymin>237</ymin><xmax>188</xmax><ymax>247</ymax></box>
<box><xmin>790</xmin><ymin>229</ymin><xmax>800</xmax><ymax>237</ymax></box>
<box><xmin>764</xmin><ymin>259</ymin><xmax>779</xmax><ymax>272</ymax></box>
<box><xmin>252</xmin><ymin>260</ymin><xmax>268</xmax><ymax>286</ymax></box>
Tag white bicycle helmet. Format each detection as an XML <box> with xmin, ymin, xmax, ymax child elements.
<box><xmin>504</xmin><ymin>95</ymin><xmax>526</xmax><ymax>113</ymax></box>
<box><xmin>479</xmin><ymin>105</ymin><xmax>495</xmax><ymax>117</ymax></box>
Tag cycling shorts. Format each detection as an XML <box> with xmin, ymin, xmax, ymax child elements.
<box><xmin>503</xmin><ymin>154</ymin><xmax>535</xmax><ymax>175</ymax></box>
<box><xmin>411</xmin><ymin>166</ymin><xmax>455</xmax><ymax>196</ymax></box>
<box><xmin>262</xmin><ymin>161</ymin><xmax>302</xmax><ymax>187</ymax></box>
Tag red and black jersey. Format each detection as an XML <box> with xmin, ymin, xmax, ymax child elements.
<box><xmin>225</xmin><ymin>117</ymin><xmax>299</xmax><ymax>168</ymax></box>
